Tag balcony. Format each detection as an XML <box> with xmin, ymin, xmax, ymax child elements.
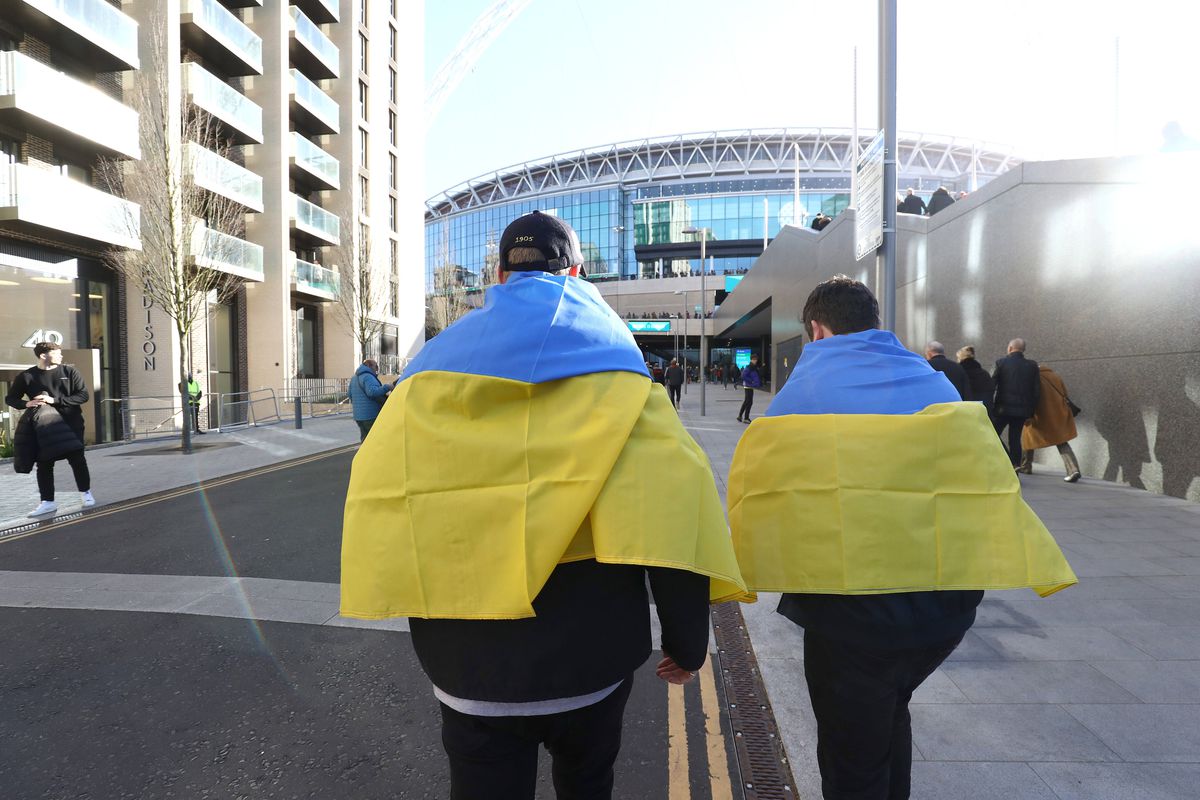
<box><xmin>289</xmin><ymin>69</ymin><xmax>339</xmax><ymax>135</ymax></box>
<box><xmin>7</xmin><ymin>0</ymin><xmax>139</xmax><ymax>72</ymax></box>
<box><xmin>289</xmin><ymin>6</ymin><xmax>339</xmax><ymax>80</ymax></box>
<box><xmin>289</xmin><ymin>132</ymin><xmax>339</xmax><ymax>191</ymax></box>
<box><xmin>186</xmin><ymin>142</ymin><xmax>263</xmax><ymax>212</ymax></box>
<box><xmin>0</xmin><ymin>51</ymin><xmax>138</xmax><ymax>160</ymax></box>
<box><xmin>183</xmin><ymin>62</ymin><xmax>263</xmax><ymax>145</ymax></box>
<box><xmin>289</xmin><ymin>194</ymin><xmax>339</xmax><ymax>246</ymax></box>
<box><xmin>190</xmin><ymin>223</ymin><xmax>263</xmax><ymax>282</ymax></box>
<box><xmin>0</xmin><ymin>163</ymin><xmax>139</xmax><ymax>250</ymax></box>
<box><xmin>180</xmin><ymin>0</ymin><xmax>263</xmax><ymax>76</ymax></box>
<box><xmin>291</xmin><ymin>0</ymin><xmax>338</xmax><ymax>25</ymax></box>
<box><xmin>291</xmin><ymin>253</ymin><xmax>340</xmax><ymax>300</ymax></box>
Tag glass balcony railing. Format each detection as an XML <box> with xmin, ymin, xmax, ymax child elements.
<box><xmin>290</xmin><ymin>194</ymin><xmax>340</xmax><ymax>244</ymax></box>
<box><xmin>290</xmin><ymin>132</ymin><xmax>339</xmax><ymax>189</ymax></box>
<box><xmin>191</xmin><ymin>222</ymin><xmax>264</xmax><ymax>281</ymax></box>
<box><xmin>0</xmin><ymin>51</ymin><xmax>139</xmax><ymax>159</ymax></box>
<box><xmin>186</xmin><ymin>142</ymin><xmax>264</xmax><ymax>212</ymax></box>
<box><xmin>20</xmin><ymin>0</ymin><xmax>139</xmax><ymax>71</ymax></box>
<box><xmin>291</xmin><ymin>0</ymin><xmax>339</xmax><ymax>25</ymax></box>
<box><xmin>0</xmin><ymin>163</ymin><xmax>140</xmax><ymax>249</ymax></box>
<box><xmin>183</xmin><ymin>62</ymin><xmax>264</xmax><ymax>144</ymax></box>
<box><xmin>292</xmin><ymin>254</ymin><xmax>341</xmax><ymax>298</ymax></box>
<box><xmin>289</xmin><ymin>69</ymin><xmax>339</xmax><ymax>134</ymax></box>
<box><xmin>289</xmin><ymin>6</ymin><xmax>339</xmax><ymax>79</ymax></box>
<box><xmin>181</xmin><ymin>0</ymin><xmax>263</xmax><ymax>76</ymax></box>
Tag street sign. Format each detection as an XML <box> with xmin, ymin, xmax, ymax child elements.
<box><xmin>627</xmin><ymin>320</ymin><xmax>671</xmax><ymax>333</ymax></box>
<box><xmin>735</xmin><ymin>348</ymin><xmax>752</xmax><ymax>368</ymax></box>
<box><xmin>855</xmin><ymin>130</ymin><xmax>885</xmax><ymax>261</ymax></box>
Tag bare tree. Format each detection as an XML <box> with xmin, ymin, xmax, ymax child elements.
<box><xmin>327</xmin><ymin>200</ymin><xmax>390</xmax><ymax>365</ymax></box>
<box><xmin>424</xmin><ymin>263</ymin><xmax>482</xmax><ymax>339</ymax></box>
<box><xmin>98</xmin><ymin>18</ymin><xmax>248</xmax><ymax>454</ymax></box>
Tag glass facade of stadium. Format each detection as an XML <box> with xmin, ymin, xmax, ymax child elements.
<box><xmin>424</xmin><ymin>130</ymin><xmax>1018</xmax><ymax>300</ymax></box>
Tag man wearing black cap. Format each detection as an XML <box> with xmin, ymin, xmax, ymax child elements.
<box><xmin>343</xmin><ymin>210</ymin><xmax>744</xmax><ymax>799</ymax></box>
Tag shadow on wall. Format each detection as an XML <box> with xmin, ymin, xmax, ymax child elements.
<box><xmin>1155</xmin><ymin>373</ymin><xmax>1200</xmax><ymax>499</ymax></box>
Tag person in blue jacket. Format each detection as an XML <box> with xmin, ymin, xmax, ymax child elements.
<box><xmin>348</xmin><ymin>359</ymin><xmax>391</xmax><ymax>441</ymax></box>
<box><xmin>736</xmin><ymin>354</ymin><xmax>763</xmax><ymax>423</ymax></box>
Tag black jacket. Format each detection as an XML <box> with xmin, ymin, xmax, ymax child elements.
<box><xmin>409</xmin><ymin>559</ymin><xmax>710</xmax><ymax>703</ymax></box>
<box><xmin>960</xmin><ymin>358</ymin><xmax>996</xmax><ymax>417</ymax></box>
<box><xmin>928</xmin><ymin>355</ymin><xmax>972</xmax><ymax>401</ymax></box>
<box><xmin>926</xmin><ymin>188</ymin><xmax>955</xmax><ymax>216</ymax></box>
<box><xmin>778</xmin><ymin>589</ymin><xmax>983</xmax><ymax>650</ymax></box>
<box><xmin>665</xmin><ymin>365</ymin><xmax>684</xmax><ymax>387</ymax></box>
<box><xmin>992</xmin><ymin>352</ymin><xmax>1040</xmax><ymax>418</ymax></box>
<box><xmin>6</xmin><ymin>365</ymin><xmax>88</xmax><ymax>472</ymax></box>
<box><xmin>898</xmin><ymin>194</ymin><xmax>926</xmax><ymax>215</ymax></box>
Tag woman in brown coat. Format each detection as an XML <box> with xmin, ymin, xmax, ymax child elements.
<box><xmin>1019</xmin><ymin>366</ymin><xmax>1082</xmax><ymax>482</ymax></box>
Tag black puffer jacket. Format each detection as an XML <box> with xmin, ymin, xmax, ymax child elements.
<box><xmin>13</xmin><ymin>404</ymin><xmax>84</xmax><ymax>473</ymax></box>
<box><xmin>960</xmin><ymin>358</ymin><xmax>996</xmax><ymax>417</ymax></box>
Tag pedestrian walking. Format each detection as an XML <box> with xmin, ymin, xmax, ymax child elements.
<box><xmin>727</xmin><ymin>276</ymin><xmax>1076</xmax><ymax>800</ymax></box>
<box><xmin>736</xmin><ymin>355</ymin><xmax>762</xmax><ymax>423</ymax></box>
<box><xmin>5</xmin><ymin>342</ymin><xmax>94</xmax><ymax>517</ymax></box>
<box><xmin>341</xmin><ymin>210</ymin><xmax>747</xmax><ymax>800</ymax></box>
<box><xmin>992</xmin><ymin>338</ymin><xmax>1041</xmax><ymax>468</ymax></box>
<box><xmin>956</xmin><ymin>345</ymin><xmax>995</xmax><ymax>419</ymax></box>
<box><xmin>924</xmin><ymin>341</ymin><xmax>971</xmax><ymax>400</ymax></box>
<box><xmin>926</xmin><ymin>186</ymin><xmax>955</xmax><ymax>215</ymax></box>
<box><xmin>180</xmin><ymin>373</ymin><xmax>205</xmax><ymax>435</ymax></box>
<box><xmin>651</xmin><ymin>362</ymin><xmax>664</xmax><ymax>384</ymax></box>
<box><xmin>897</xmin><ymin>188</ymin><xmax>927</xmax><ymax>216</ymax></box>
<box><xmin>1019</xmin><ymin>366</ymin><xmax>1083</xmax><ymax>482</ymax></box>
<box><xmin>665</xmin><ymin>358</ymin><xmax>684</xmax><ymax>409</ymax></box>
<box><xmin>348</xmin><ymin>358</ymin><xmax>390</xmax><ymax>442</ymax></box>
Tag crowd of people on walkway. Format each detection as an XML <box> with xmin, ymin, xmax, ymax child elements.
<box><xmin>897</xmin><ymin>186</ymin><xmax>970</xmax><ymax>217</ymax></box>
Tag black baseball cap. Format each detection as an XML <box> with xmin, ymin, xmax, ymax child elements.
<box><xmin>498</xmin><ymin>211</ymin><xmax>586</xmax><ymax>275</ymax></box>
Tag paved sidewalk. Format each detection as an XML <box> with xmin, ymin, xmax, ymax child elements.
<box><xmin>0</xmin><ymin>416</ymin><xmax>359</xmax><ymax>532</ymax></box>
<box><xmin>676</xmin><ymin>383</ymin><xmax>1200</xmax><ymax>800</ymax></box>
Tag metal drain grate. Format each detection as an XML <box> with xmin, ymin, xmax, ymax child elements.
<box><xmin>712</xmin><ymin>601</ymin><xmax>798</xmax><ymax>800</ymax></box>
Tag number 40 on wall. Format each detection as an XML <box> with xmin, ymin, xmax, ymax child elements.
<box><xmin>22</xmin><ymin>329</ymin><xmax>64</xmax><ymax>348</ymax></box>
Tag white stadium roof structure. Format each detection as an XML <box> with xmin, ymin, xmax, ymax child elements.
<box><xmin>425</xmin><ymin>128</ymin><xmax>1021</xmax><ymax>218</ymax></box>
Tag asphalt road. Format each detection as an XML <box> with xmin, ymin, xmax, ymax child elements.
<box><xmin>0</xmin><ymin>450</ymin><xmax>739</xmax><ymax>799</ymax></box>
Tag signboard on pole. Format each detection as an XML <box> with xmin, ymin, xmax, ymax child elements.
<box><xmin>735</xmin><ymin>348</ymin><xmax>752</xmax><ymax>369</ymax></box>
<box><xmin>627</xmin><ymin>320</ymin><xmax>671</xmax><ymax>333</ymax></box>
<box><xmin>855</xmin><ymin>130</ymin><xmax>885</xmax><ymax>261</ymax></box>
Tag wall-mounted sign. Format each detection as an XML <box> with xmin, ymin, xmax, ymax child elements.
<box><xmin>22</xmin><ymin>329</ymin><xmax>64</xmax><ymax>348</ymax></box>
<box><xmin>735</xmin><ymin>348</ymin><xmax>752</xmax><ymax>368</ymax></box>
<box><xmin>724</xmin><ymin>275</ymin><xmax>743</xmax><ymax>292</ymax></box>
<box><xmin>627</xmin><ymin>320</ymin><xmax>671</xmax><ymax>333</ymax></box>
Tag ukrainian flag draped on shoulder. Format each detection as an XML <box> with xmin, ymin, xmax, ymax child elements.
<box><xmin>342</xmin><ymin>272</ymin><xmax>748</xmax><ymax>620</ymax></box>
<box><xmin>728</xmin><ymin>329</ymin><xmax>1076</xmax><ymax>598</ymax></box>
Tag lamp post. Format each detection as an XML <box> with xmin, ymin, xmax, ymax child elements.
<box><xmin>673</xmin><ymin>289</ymin><xmax>689</xmax><ymax>394</ymax></box>
<box><xmin>681</xmin><ymin>226</ymin><xmax>708</xmax><ymax>416</ymax></box>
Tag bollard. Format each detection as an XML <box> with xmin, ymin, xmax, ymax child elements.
<box><xmin>294</xmin><ymin>395</ymin><xmax>303</xmax><ymax>429</ymax></box>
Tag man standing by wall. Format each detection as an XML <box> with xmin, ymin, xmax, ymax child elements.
<box><xmin>925</xmin><ymin>341</ymin><xmax>972</xmax><ymax>400</ymax></box>
<box><xmin>348</xmin><ymin>358</ymin><xmax>390</xmax><ymax>442</ymax></box>
<box><xmin>992</xmin><ymin>338</ymin><xmax>1041</xmax><ymax>468</ymax></box>
<box><xmin>342</xmin><ymin>211</ymin><xmax>746</xmax><ymax>799</ymax></box>
<box><xmin>5</xmin><ymin>342</ymin><xmax>95</xmax><ymax>517</ymax></box>
<box><xmin>728</xmin><ymin>277</ymin><xmax>1075</xmax><ymax>800</ymax></box>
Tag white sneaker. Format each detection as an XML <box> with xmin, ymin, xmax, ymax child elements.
<box><xmin>81</xmin><ymin>490</ymin><xmax>96</xmax><ymax>508</ymax></box>
<box><xmin>28</xmin><ymin>500</ymin><xmax>57</xmax><ymax>517</ymax></box>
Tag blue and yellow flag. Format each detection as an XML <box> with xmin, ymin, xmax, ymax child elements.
<box><xmin>729</xmin><ymin>329</ymin><xmax>1076</xmax><ymax>598</ymax></box>
<box><xmin>341</xmin><ymin>272</ymin><xmax>748</xmax><ymax>620</ymax></box>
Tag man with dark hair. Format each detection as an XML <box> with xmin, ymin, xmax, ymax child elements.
<box><xmin>897</xmin><ymin>188</ymin><xmax>926</xmax><ymax>216</ymax></box>
<box><xmin>992</xmin><ymin>338</ymin><xmax>1040</xmax><ymax>468</ymax></box>
<box><xmin>736</xmin><ymin>354</ymin><xmax>761</xmax><ymax>423</ymax></box>
<box><xmin>728</xmin><ymin>276</ymin><xmax>1075</xmax><ymax>800</ymax></box>
<box><xmin>664</xmin><ymin>358</ymin><xmax>684</xmax><ymax>408</ymax></box>
<box><xmin>5</xmin><ymin>342</ymin><xmax>94</xmax><ymax>517</ymax></box>
<box><xmin>342</xmin><ymin>210</ymin><xmax>746</xmax><ymax>800</ymax></box>
<box><xmin>924</xmin><ymin>340</ymin><xmax>972</xmax><ymax>400</ymax></box>
<box><xmin>348</xmin><ymin>357</ymin><xmax>390</xmax><ymax>442</ymax></box>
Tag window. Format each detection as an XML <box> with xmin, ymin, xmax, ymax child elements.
<box><xmin>358</xmin><ymin>80</ymin><xmax>368</xmax><ymax>119</ymax></box>
<box><xmin>360</xmin><ymin>0</ymin><xmax>368</xmax><ymax>25</ymax></box>
<box><xmin>359</xmin><ymin>175</ymin><xmax>368</xmax><ymax>214</ymax></box>
<box><xmin>389</xmin><ymin>153</ymin><xmax>397</xmax><ymax>189</ymax></box>
<box><xmin>359</xmin><ymin>127</ymin><xmax>368</xmax><ymax>167</ymax></box>
<box><xmin>390</xmin><ymin>0</ymin><xmax>396</xmax><ymax>19</ymax></box>
<box><xmin>389</xmin><ymin>68</ymin><xmax>396</xmax><ymax>104</ymax></box>
<box><xmin>389</xmin><ymin>25</ymin><xmax>397</xmax><ymax>61</ymax></box>
<box><xmin>389</xmin><ymin>275</ymin><xmax>399</xmax><ymax>317</ymax></box>
<box><xmin>389</xmin><ymin>196</ymin><xmax>397</xmax><ymax>232</ymax></box>
<box><xmin>0</xmin><ymin>135</ymin><xmax>18</xmax><ymax>164</ymax></box>
<box><xmin>359</xmin><ymin>33</ymin><xmax>368</xmax><ymax>74</ymax></box>
<box><xmin>388</xmin><ymin>111</ymin><xmax>396</xmax><ymax>146</ymax></box>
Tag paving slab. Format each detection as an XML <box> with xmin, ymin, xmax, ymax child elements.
<box><xmin>908</xmin><ymin>762</ymin><xmax>1059</xmax><ymax>799</ymax></box>
<box><xmin>1064</xmin><ymin>704</ymin><xmax>1200</xmax><ymax>762</ymax></box>
<box><xmin>941</xmin><ymin>661</ymin><xmax>1139</xmax><ymax>704</ymax></box>
<box><xmin>972</xmin><ymin>625</ymin><xmax>1155</xmax><ymax>661</ymax></box>
<box><xmin>1090</xmin><ymin>660</ymin><xmax>1200</xmax><ymax>703</ymax></box>
<box><xmin>912</xmin><ymin>704</ymin><xmax>1120</xmax><ymax>762</ymax></box>
<box><xmin>1031</xmin><ymin>762</ymin><xmax>1200</xmax><ymax>800</ymax></box>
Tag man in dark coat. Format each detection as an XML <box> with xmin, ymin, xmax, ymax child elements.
<box><xmin>897</xmin><ymin>189</ymin><xmax>927</xmax><ymax>216</ymax></box>
<box><xmin>926</xmin><ymin>186</ymin><xmax>955</xmax><ymax>216</ymax></box>
<box><xmin>956</xmin><ymin>346</ymin><xmax>996</xmax><ymax>419</ymax></box>
<box><xmin>5</xmin><ymin>342</ymin><xmax>93</xmax><ymax>517</ymax></box>
<box><xmin>664</xmin><ymin>358</ymin><xmax>684</xmax><ymax>409</ymax></box>
<box><xmin>924</xmin><ymin>341</ymin><xmax>972</xmax><ymax>400</ymax></box>
<box><xmin>992</xmin><ymin>338</ymin><xmax>1041</xmax><ymax>467</ymax></box>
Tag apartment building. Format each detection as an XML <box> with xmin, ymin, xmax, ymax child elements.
<box><xmin>0</xmin><ymin>0</ymin><xmax>424</xmax><ymax>443</ymax></box>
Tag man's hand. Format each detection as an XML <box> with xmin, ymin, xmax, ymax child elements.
<box><xmin>25</xmin><ymin>399</ymin><xmax>43</xmax><ymax>408</ymax></box>
<box><xmin>656</xmin><ymin>654</ymin><xmax>697</xmax><ymax>685</ymax></box>
<box><xmin>35</xmin><ymin>394</ymin><xmax>54</xmax><ymax>405</ymax></box>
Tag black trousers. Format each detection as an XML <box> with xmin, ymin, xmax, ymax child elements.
<box><xmin>189</xmin><ymin>404</ymin><xmax>201</xmax><ymax>432</ymax></box>
<box><xmin>36</xmin><ymin>451</ymin><xmax>91</xmax><ymax>501</ymax></box>
<box><xmin>668</xmin><ymin>384</ymin><xmax>681</xmax><ymax>407</ymax></box>
<box><xmin>803</xmin><ymin>630</ymin><xmax>964</xmax><ymax>800</ymax></box>
<box><xmin>737</xmin><ymin>388</ymin><xmax>754</xmax><ymax>419</ymax></box>
<box><xmin>993</xmin><ymin>415</ymin><xmax>1027</xmax><ymax>466</ymax></box>
<box><xmin>439</xmin><ymin>677</ymin><xmax>633</xmax><ymax>800</ymax></box>
<box><xmin>355</xmin><ymin>419</ymin><xmax>375</xmax><ymax>442</ymax></box>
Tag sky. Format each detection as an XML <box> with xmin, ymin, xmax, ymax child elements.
<box><xmin>423</xmin><ymin>0</ymin><xmax>1200</xmax><ymax>198</ymax></box>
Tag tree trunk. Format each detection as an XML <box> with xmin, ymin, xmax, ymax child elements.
<box><xmin>178</xmin><ymin>325</ymin><xmax>192</xmax><ymax>455</ymax></box>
